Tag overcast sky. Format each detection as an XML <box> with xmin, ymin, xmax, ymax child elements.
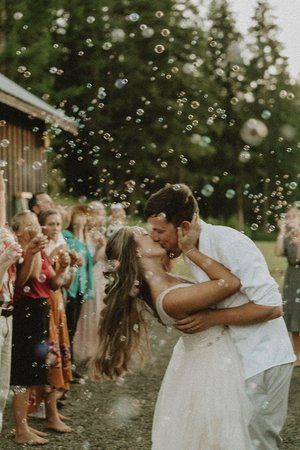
<box><xmin>229</xmin><ymin>0</ymin><xmax>300</xmax><ymax>79</ymax></box>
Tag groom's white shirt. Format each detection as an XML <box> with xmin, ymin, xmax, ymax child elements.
<box><xmin>187</xmin><ymin>220</ymin><xmax>296</xmax><ymax>379</ymax></box>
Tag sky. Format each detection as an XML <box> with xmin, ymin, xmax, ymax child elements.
<box><xmin>229</xmin><ymin>0</ymin><xmax>300</xmax><ymax>80</ymax></box>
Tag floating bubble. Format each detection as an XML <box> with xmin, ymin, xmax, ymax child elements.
<box><xmin>240</xmin><ymin>119</ymin><xmax>268</xmax><ymax>146</ymax></box>
<box><xmin>0</xmin><ymin>139</ymin><xmax>9</xmax><ymax>148</ymax></box>
<box><xmin>0</xmin><ymin>160</ymin><xmax>9</xmax><ymax>168</ymax></box>
<box><xmin>201</xmin><ymin>184</ymin><xmax>214</xmax><ymax>197</ymax></box>
<box><xmin>32</xmin><ymin>161</ymin><xmax>42</xmax><ymax>170</ymax></box>
<box><xmin>160</xmin><ymin>161</ymin><xmax>168</xmax><ymax>168</ymax></box>
<box><xmin>24</xmin><ymin>286</ymin><xmax>31</xmax><ymax>293</ymax></box>
<box><xmin>13</xmin><ymin>12</ymin><xmax>23</xmax><ymax>20</ymax></box>
<box><xmin>191</xmin><ymin>101</ymin><xmax>200</xmax><ymax>109</ymax></box>
<box><xmin>289</xmin><ymin>182</ymin><xmax>297</xmax><ymax>190</ymax></box>
<box><xmin>111</xmin><ymin>28</ymin><xmax>125</xmax><ymax>42</ymax></box>
<box><xmin>120</xmin><ymin>335</ymin><xmax>126</xmax><ymax>342</ymax></box>
<box><xmin>155</xmin><ymin>11</ymin><xmax>164</xmax><ymax>18</ymax></box>
<box><xmin>142</xmin><ymin>27</ymin><xmax>154</xmax><ymax>38</ymax></box>
<box><xmin>109</xmin><ymin>395</ymin><xmax>141</xmax><ymax>423</ymax></box>
<box><xmin>129</xmin><ymin>13</ymin><xmax>140</xmax><ymax>22</ymax></box>
<box><xmin>238</xmin><ymin>150</ymin><xmax>251</xmax><ymax>163</ymax></box>
<box><xmin>230</xmin><ymin>97</ymin><xmax>239</xmax><ymax>105</ymax></box>
<box><xmin>261</xmin><ymin>110</ymin><xmax>271</xmax><ymax>120</ymax></box>
<box><xmin>102</xmin><ymin>42</ymin><xmax>112</xmax><ymax>50</ymax></box>
<box><xmin>38</xmin><ymin>274</ymin><xmax>47</xmax><ymax>283</ymax></box>
<box><xmin>161</xmin><ymin>29</ymin><xmax>170</xmax><ymax>37</ymax></box>
<box><xmin>154</xmin><ymin>44</ymin><xmax>165</xmax><ymax>54</ymax></box>
<box><xmin>250</xmin><ymin>223</ymin><xmax>259</xmax><ymax>231</ymax></box>
<box><xmin>86</xmin><ymin>16</ymin><xmax>95</xmax><ymax>24</ymax></box>
<box><xmin>225</xmin><ymin>189</ymin><xmax>235</xmax><ymax>199</ymax></box>
<box><xmin>136</xmin><ymin>109</ymin><xmax>144</xmax><ymax>116</ymax></box>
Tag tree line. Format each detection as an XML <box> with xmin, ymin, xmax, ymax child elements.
<box><xmin>0</xmin><ymin>0</ymin><xmax>299</xmax><ymax>233</ymax></box>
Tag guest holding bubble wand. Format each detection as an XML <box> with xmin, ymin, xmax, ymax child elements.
<box><xmin>275</xmin><ymin>206</ymin><xmax>300</xmax><ymax>366</ymax></box>
<box><xmin>0</xmin><ymin>171</ymin><xmax>23</xmax><ymax>434</ymax></box>
<box><xmin>11</xmin><ymin>211</ymin><xmax>72</xmax><ymax>445</ymax></box>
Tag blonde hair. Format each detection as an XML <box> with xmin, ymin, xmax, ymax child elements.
<box><xmin>11</xmin><ymin>210</ymin><xmax>36</xmax><ymax>231</ymax></box>
<box><xmin>90</xmin><ymin>227</ymin><xmax>152</xmax><ymax>380</ymax></box>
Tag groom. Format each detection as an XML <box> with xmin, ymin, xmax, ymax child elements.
<box><xmin>145</xmin><ymin>183</ymin><xmax>295</xmax><ymax>450</ymax></box>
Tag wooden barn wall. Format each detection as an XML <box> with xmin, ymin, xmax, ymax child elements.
<box><xmin>0</xmin><ymin>106</ymin><xmax>47</xmax><ymax>221</ymax></box>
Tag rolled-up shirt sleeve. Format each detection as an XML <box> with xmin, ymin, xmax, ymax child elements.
<box><xmin>217</xmin><ymin>236</ymin><xmax>282</xmax><ymax>307</ymax></box>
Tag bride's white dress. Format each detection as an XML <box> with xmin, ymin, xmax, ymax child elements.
<box><xmin>152</xmin><ymin>284</ymin><xmax>253</xmax><ymax>450</ymax></box>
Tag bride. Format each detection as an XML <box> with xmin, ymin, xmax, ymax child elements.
<box><xmin>91</xmin><ymin>219</ymin><xmax>253</xmax><ymax>449</ymax></box>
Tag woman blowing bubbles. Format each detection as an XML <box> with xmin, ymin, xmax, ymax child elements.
<box><xmin>91</xmin><ymin>218</ymin><xmax>253</xmax><ymax>450</ymax></box>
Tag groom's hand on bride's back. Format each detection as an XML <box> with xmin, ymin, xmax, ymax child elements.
<box><xmin>175</xmin><ymin>310</ymin><xmax>215</xmax><ymax>333</ymax></box>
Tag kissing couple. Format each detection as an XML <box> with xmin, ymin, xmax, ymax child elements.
<box><xmin>91</xmin><ymin>183</ymin><xmax>295</xmax><ymax>450</ymax></box>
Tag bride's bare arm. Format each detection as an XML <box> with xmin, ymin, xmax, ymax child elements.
<box><xmin>163</xmin><ymin>251</ymin><xmax>240</xmax><ymax>319</ymax></box>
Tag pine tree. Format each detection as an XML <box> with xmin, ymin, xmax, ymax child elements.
<box><xmin>199</xmin><ymin>0</ymin><xmax>249</xmax><ymax>228</ymax></box>
<box><xmin>244</xmin><ymin>0</ymin><xmax>300</xmax><ymax>231</ymax></box>
<box><xmin>49</xmin><ymin>0</ymin><xmax>209</xmax><ymax>210</ymax></box>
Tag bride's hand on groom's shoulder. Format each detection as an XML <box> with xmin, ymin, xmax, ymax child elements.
<box><xmin>177</xmin><ymin>213</ymin><xmax>200</xmax><ymax>253</ymax></box>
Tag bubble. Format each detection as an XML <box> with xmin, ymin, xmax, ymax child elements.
<box><xmin>142</xmin><ymin>27</ymin><xmax>154</xmax><ymax>38</ymax></box>
<box><xmin>225</xmin><ymin>189</ymin><xmax>235</xmax><ymax>199</ymax></box>
<box><xmin>238</xmin><ymin>150</ymin><xmax>251</xmax><ymax>163</ymax></box>
<box><xmin>38</xmin><ymin>274</ymin><xmax>47</xmax><ymax>283</ymax></box>
<box><xmin>289</xmin><ymin>182</ymin><xmax>297</xmax><ymax>190</ymax></box>
<box><xmin>32</xmin><ymin>161</ymin><xmax>42</xmax><ymax>170</ymax></box>
<box><xmin>261</xmin><ymin>110</ymin><xmax>271</xmax><ymax>120</ymax></box>
<box><xmin>133</xmin><ymin>324</ymin><xmax>139</xmax><ymax>333</ymax></box>
<box><xmin>240</xmin><ymin>119</ymin><xmax>268</xmax><ymax>146</ymax></box>
<box><xmin>136</xmin><ymin>109</ymin><xmax>144</xmax><ymax>116</ymax></box>
<box><xmin>209</xmin><ymin>40</ymin><xmax>217</xmax><ymax>47</ymax></box>
<box><xmin>129</xmin><ymin>160</ymin><xmax>136</xmax><ymax>166</ymax></box>
<box><xmin>161</xmin><ymin>29</ymin><xmax>170</xmax><ymax>37</ymax></box>
<box><xmin>13</xmin><ymin>12</ymin><xmax>23</xmax><ymax>20</ymax></box>
<box><xmin>24</xmin><ymin>71</ymin><xmax>31</xmax><ymax>78</ymax></box>
<box><xmin>109</xmin><ymin>395</ymin><xmax>141</xmax><ymax>424</ymax></box>
<box><xmin>261</xmin><ymin>400</ymin><xmax>269</xmax><ymax>411</ymax></box>
<box><xmin>191</xmin><ymin>101</ymin><xmax>200</xmax><ymax>109</ymax></box>
<box><xmin>250</xmin><ymin>223</ymin><xmax>259</xmax><ymax>231</ymax></box>
<box><xmin>230</xmin><ymin>97</ymin><xmax>239</xmax><ymax>105</ymax></box>
<box><xmin>102</xmin><ymin>42</ymin><xmax>112</xmax><ymax>50</ymax></box>
<box><xmin>155</xmin><ymin>11</ymin><xmax>164</xmax><ymax>18</ymax></box>
<box><xmin>120</xmin><ymin>335</ymin><xmax>126</xmax><ymax>342</ymax></box>
<box><xmin>232</xmin><ymin>65</ymin><xmax>240</xmax><ymax>71</ymax></box>
<box><xmin>86</xmin><ymin>16</ymin><xmax>95</xmax><ymax>24</ymax></box>
<box><xmin>0</xmin><ymin>139</ymin><xmax>9</xmax><ymax>149</ymax></box>
<box><xmin>201</xmin><ymin>184</ymin><xmax>214</xmax><ymax>197</ymax></box>
<box><xmin>154</xmin><ymin>44</ymin><xmax>165</xmax><ymax>54</ymax></box>
<box><xmin>24</xmin><ymin>286</ymin><xmax>31</xmax><ymax>293</ymax></box>
<box><xmin>111</xmin><ymin>28</ymin><xmax>125</xmax><ymax>42</ymax></box>
<box><xmin>160</xmin><ymin>161</ymin><xmax>168</xmax><ymax>168</ymax></box>
<box><xmin>128</xmin><ymin>13</ymin><xmax>140</xmax><ymax>22</ymax></box>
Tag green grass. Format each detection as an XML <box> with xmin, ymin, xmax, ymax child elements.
<box><xmin>172</xmin><ymin>241</ymin><xmax>287</xmax><ymax>290</ymax></box>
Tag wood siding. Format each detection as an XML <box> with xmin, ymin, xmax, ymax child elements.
<box><xmin>0</xmin><ymin>107</ymin><xmax>47</xmax><ymax>220</ymax></box>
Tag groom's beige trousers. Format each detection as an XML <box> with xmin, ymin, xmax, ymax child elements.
<box><xmin>245</xmin><ymin>363</ymin><xmax>293</xmax><ymax>450</ymax></box>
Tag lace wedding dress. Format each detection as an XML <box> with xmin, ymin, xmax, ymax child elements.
<box><xmin>152</xmin><ymin>284</ymin><xmax>253</xmax><ymax>450</ymax></box>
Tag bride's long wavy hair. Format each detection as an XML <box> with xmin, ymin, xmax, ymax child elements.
<box><xmin>90</xmin><ymin>226</ymin><xmax>153</xmax><ymax>380</ymax></box>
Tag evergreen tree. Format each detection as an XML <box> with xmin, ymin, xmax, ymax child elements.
<box><xmin>244</xmin><ymin>0</ymin><xmax>300</xmax><ymax>230</ymax></box>
<box><xmin>50</xmin><ymin>0</ymin><xmax>209</xmax><ymax>210</ymax></box>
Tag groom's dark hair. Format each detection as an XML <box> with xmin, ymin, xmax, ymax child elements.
<box><xmin>144</xmin><ymin>183</ymin><xmax>199</xmax><ymax>227</ymax></box>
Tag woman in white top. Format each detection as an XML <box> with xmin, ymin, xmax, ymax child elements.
<box><xmin>91</xmin><ymin>220</ymin><xmax>253</xmax><ymax>450</ymax></box>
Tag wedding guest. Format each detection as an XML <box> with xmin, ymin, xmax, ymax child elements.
<box><xmin>39</xmin><ymin>209</ymin><xmax>74</xmax><ymax>431</ymax></box>
<box><xmin>74</xmin><ymin>202</ymin><xmax>107</xmax><ymax>364</ymax></box>
<box><xmin>275</xmin><ymin>206</ymin><xmax>300</xmax><ymax>366</ymax></box>
<box><xmin>11</xmin><ymin>211</ymin><xmax>71</xmax><ymax>444</ymax></box>
<box><xmin>106</xmin><ymin>203</ymin><xmax>126</xmax><ymax>238</ymax></box>
<box><xmin>0</xmin><ymin>171</ymin><xmax>23</xmax><ymax>433</ymax></box>
<box><xmin>29</xmin><ymin>192</ymin><xmax>54</xmax><ymax>215</ymax></box>
<box><xmin>62</xmin><ymin>206</ymin><xmax>94</xmax><ymax>377</ymax></box>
